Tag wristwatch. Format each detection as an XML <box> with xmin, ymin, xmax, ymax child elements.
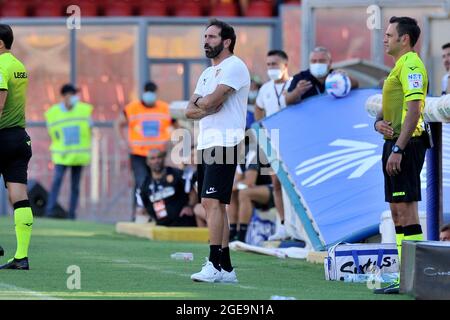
<box><xmin>194</xmin><ymin>96</ymin><xmax>201</xmax><ymax>107</ymax></box>
<box><xmin>392</xmin><ymin>144</ymin><xmax>403</xmax><ymax>154</ymax></box>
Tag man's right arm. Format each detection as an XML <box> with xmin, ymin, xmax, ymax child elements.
<box><xmin>285</xmin><ymin>79</ymin><xmax>313</xmax><ymax>105</ymax></box>
<box><xmin>254</xmin><ymin>105</ymin><xmax>265</xmax><ymax>121</ymax></box>
<box><xmin>0</xmin><ymin>90</ymin><xmax>7</xmax><ymax>117</ymax></box>
<box><xmin>185</xmin><ymin>94</ymin><xmax>207</xmax><ymax>119</ymax></box>
<box><xmin>185</xmin><ymin>94</ymin><xmax>221</xmax><ymax>120</ymax></box>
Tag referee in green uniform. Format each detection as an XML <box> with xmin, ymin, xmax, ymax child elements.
<box><xmin>0</xmin><ymin>24</ymin><xmax>33</xmax><ymax>270</ymax></box>
<box><xmin>374</xmin><ymin>17</ymin><xmax>429</xmax><ymax>294</ymax></box>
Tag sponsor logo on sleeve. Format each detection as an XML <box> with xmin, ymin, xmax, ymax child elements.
<box><xmin>408</xmin><ymin>73</ymin><xmax>423</xmax><ymax>89</ymax></box>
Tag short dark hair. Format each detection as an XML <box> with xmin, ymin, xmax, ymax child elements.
<box><xmin>144</xmin><ymin>81</ymin><xmax>157</xmax><ymax>92</ymax></box>
<box><xmin>206</xmin><ymin>19</ymin><xmax>236</xmax><ymax>53</ymax></box>
<box><xmin>442</xmin><ymin>43</ymin><xmax>450</xmax><ymax>50</ymax></box>
<box><xmin>60</xmin><ymin>83</ymin><xmax>79</xmax><ymax>95</ymax></box>
<box><xmin>267</xmin><ymin>50</ymin><xmax>288</xmax><ymax>61</ymax></box>
<box><xmin>389</xmin><ymin>16</ymin><xmax>421</xmax><ymax>48</ymax></box>
<box><xmin>0</xmin><ymin>24</ymin><xmax>14</xmax><ymax>49</ymax></box>
<box><xmin>441</xmin><ymin>223</ymin><xmax>450</xmax><ymax>233</ymax></box>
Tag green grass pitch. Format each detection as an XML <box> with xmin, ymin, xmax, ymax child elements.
<box><xmin>0</xmin><ymin>217</ymin><xmax>410</xmax><ymax>300</ymax></box>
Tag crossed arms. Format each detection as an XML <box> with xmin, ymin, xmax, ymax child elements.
<box><xmin>185</xmin><ymin>84</ymin><xmax>235</xmax><ymax>120</ymax></box>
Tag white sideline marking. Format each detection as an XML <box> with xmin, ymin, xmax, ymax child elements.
<box><xmin>0</xmin><ymin>283</ymin><xmax>60</xmax><ymax>300</ymax></box>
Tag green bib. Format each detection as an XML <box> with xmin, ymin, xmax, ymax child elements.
<box><xmin>45</xmin><ymin>102</ymin><xmax>93</xmax><ymax>166</ymax></box>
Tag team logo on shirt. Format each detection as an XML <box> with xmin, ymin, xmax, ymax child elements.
<box><xmin>408</xmin><ymin>73</ymin><xmax>423</xmax><ymax>89</ymax></box>
<box><xmin>166</xmin><ymin>174</ymin><xmax>174</xmax><ymax>183</ymax></box>
<box><xmin>215</xmin><ymin>69</ymin><xmax>221</xmax><ymax>78</ymax></box>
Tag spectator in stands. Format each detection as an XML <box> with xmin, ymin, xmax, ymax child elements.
<box><xmin>441</xmin><ymin>42</ymin><xmax>450</xmax><ymax>95</ymax></box>
<box><xmin>115</xmin><ymin>81</ymin><xmax>173</xmax><ymax>221</ymax></box>
<box><xmin>439</xmin><ymin>223</ymin><xmax>450</xmax><ymax>241</ymax></box>
<box><xmin>135</xmin><ymin>148</ymin><xmax>197</xmax><ymax>226</ymax></box>
<box><xmin>254</xmin><ymin>49</ymin><xmax>292</xmax><ymax>241</ymax></box>
<box><xmin>228</xmin><ymin>137</ymin><xmax>274</xmax><ymax>242</ymax></box>
<box><xmin>45</xmin><ymin>84</ymin><xmax>93</xmax><ymax>220</ymax></box>
<box><xmin>285</xmin><ymin>47</ymin><xmax>359</xmax><ymax>105</ymax></box>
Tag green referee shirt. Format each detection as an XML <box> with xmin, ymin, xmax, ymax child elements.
<box><xmin>382</xmin><ymin>51</ymin><xmax>428</xmax><ymax>139</ymax></box>
<box><xmin>0</xmin><ymin>52</ymin><xmax>28</xmax><ymax>130</ymax></box>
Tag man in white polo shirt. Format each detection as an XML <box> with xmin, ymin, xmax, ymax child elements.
<box><xmin>254</xmin><ymin>49</ymin><xmax>292</xmax><ymax>241</ymax></box>
<box><xmin>185</xmin><ymin>19</ymin><xmax>250</xmax><ymax>283</ymax></box>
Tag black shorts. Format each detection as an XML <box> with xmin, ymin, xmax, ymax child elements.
<box><xmin>382</xmin><ymin>136</ymin><xmax>427</xmax><ymax>203</ymax></box>
<box><xmin>197</xmin><ymin>144</ymin><xmax>243</xmax><ymax>204</ymax></box>
<box><xmin>0</xmin><ymin>127</ymin><xmax>32</xmax><ymax>187</ymax></box>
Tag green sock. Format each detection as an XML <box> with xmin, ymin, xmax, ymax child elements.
<box><xmin>394</xmin><ymin>226</ymin><xmax>404</xmax><ymax>263</ymax></box>
<box><xmin>404</xmin><ymin>233</ymin><xmax>423</xmax><ymax>241</ymax></box>
<box><xmin>14</xmin><ymin>206</ymin><xmax>33</xmax><ymax>259</ymax></box>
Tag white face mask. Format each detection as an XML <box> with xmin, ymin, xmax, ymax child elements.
<box><xmin>70</xmin><ymin>95</ymin><xmax>79</xmax><ymax>106</ymax></box>
<box><xmin>267</xmin><ymin>68</ymin><xmax>283</xmax><ymax>81</ymax></box>
<box><xmin>310</xmin><ymin>63</ymin><xmax>329</xmax><ymax>78</ymax></box>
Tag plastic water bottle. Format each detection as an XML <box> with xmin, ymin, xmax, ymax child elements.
<box><xmin>343</xmin><ymin>274</ymin><xmax>371</xmax><ymax>282</ymax></box>
<box><xmin>270</xmin><ymin>295</ymin><xmax>297</xmax><ymax>300</ymax></box>
<box><xmin>170</xmin><ymin>252</ymin><xmax>194</xmax><ymax>261</ymax></box>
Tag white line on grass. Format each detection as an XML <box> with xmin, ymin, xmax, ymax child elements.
<box><xmin>0</xmin><ymin>283</ymin><xmax>60</xmax><ymax>300</ymax></box>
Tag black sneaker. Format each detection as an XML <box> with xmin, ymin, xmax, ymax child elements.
<box><xmin>0</xmin><ymin>257</ymin><xmax>29</xmax><ymax>270</ymax></box>
<box><xmin>0</xmin><ymin>246</ymin><xmax>3</xmax><ymax>257</ymax></box>
<box><xmin>373</xmin><ymin>280</ymin><xmax>399</xmax><ymax>294</ymax></box>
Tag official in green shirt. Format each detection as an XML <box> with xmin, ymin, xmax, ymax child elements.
<box><xmin>0</xmin><ymin>24</ymin><xmax>33</xmax><ymax>270</ymax></box>
<box><xmin>44</xmin><ymin>84</ymin><xmax>93</xmax><ymax>220</ymax></box>
<box><xmin>373</xmin><ymin>16</ymin><xmax>430</xmax><ymax>294</ymax></box>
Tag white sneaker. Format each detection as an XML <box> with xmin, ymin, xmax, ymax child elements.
<box><xmin>220</xmin><ymin>269</ymin><xmax>238</xmax><ymax>283</ymax></box>
<box><xmin>191</xmin><ymin>259</ymin><xmax>222</xmax><ymax>283</ymax></box>
<box><xmin>268</xmin><ymin>224</ymin><xmax>289</xmax><ymax>241</ymax></box>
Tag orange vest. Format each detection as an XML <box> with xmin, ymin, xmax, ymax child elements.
<box><xmin>124</xmin><ymin>100</ymin><xmax>172</xmax><ymax>157</ymax></box>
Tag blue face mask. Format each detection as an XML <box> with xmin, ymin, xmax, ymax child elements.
<box><xmin>70</xmin><ymin>95</ymin><xmax>79</xmax><ymax>106</ymax></box>
<box><xmin>142</xmin><ymin>91</ymin><xmax>157</xmax><ymax>106</ymax></box>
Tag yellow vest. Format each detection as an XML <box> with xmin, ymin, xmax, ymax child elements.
<box><xmin>45</xmin><ymin>102</ymin><xmax>93</xmax><ymax>166</ymax></box>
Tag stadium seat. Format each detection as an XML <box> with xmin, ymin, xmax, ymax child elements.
<box><xmin>0</xmin><ymin>0</ymin><xmax>29</xmax><ymax>17</ymax></box>
<box><xmin>210</xmin><ymin>0</ymin><xmax>239</xmax><ymax>17</ymax></box>
<box><xmin>245</xmin><ymin>0</ymin><xmax>273</xmax><ymax>17</ymax></box>
<box><xmin>67</xmin><ymin>0</ymin><xmax>98</xmax><ymax>17</ymax></box>
<box><xmin>173</xmin><ymin>0</ymin><xmax>203</xmax><ymax>17</ymax></box>
<box><xmin>33</xmin><ymin>0</ymin><xmax>62</xmax><ymax>17</ymax></box>
<box><xmin>136</xmin><ymin>0</ymin><xmax>168</xmax><ymax>16</ymax></box>
<box><xmin>103</xmin><ymin>0</ymin><xmax>134</xmax><ymax>16</ymax></box>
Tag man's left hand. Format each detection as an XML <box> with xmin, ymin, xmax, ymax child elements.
<box><xmin>179</xmin><ymin>206</ymin><xmax>194</xmax><ymax>217</ymax></box>
<box><xmin>386</xmin><ymin>153</ymin><xmax>402</xmax><ymax>176</ymax></box>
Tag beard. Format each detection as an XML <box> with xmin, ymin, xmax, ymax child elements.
<box><xmin>204</xmin><ymin>42</ymin><xmax>224</xmax><ymax>59</ymax></box>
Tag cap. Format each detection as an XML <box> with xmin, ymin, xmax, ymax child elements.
<box><xmin>60</xmin><ymin>84</ymin><xmax>79</xmax><ymax>95</ymax></box>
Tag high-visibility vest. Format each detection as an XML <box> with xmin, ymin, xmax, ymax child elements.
<box><xmin>45</xmin><ymin>102</ymin><xmax>93</xmax><ymax>166</ymax></box>
<box><xmin>124</xmin><ymin>100</ymin><xmax>172</xmax><ymax>157</ymax></box>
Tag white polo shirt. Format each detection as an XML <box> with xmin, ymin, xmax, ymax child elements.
<box><xmin>442</xmin><ymin>73</ymin><xmax>449</xmax><ymax>94</ymax></box>
<box><xmin>255</xmin><ymin>78</ymin><xmax>292</xmax><ymax>117</ymax></box>
<box><xmin>194</xmin><ymin>55</ymin><xmax>250</xmax><ymax>150</ymax></box>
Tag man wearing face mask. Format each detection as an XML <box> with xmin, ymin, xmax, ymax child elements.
<box><xmin>285</xmin><ymin>47</ymin><xmax>358</xmax><ymax>105</ymax></box>
<box><xmin>45</xmin><ymin>84</ymin><xmax>93</xmax><ymax>220</ymax></box>
<box><xmin>254</xmin><ymin>50</ymin><xmax>292</xmax><ymax>241</ymax></box>
<box><xmin>115</xmin><ymin>81</ymin><xmax>172</xmax><ymax>221</ymax></box>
